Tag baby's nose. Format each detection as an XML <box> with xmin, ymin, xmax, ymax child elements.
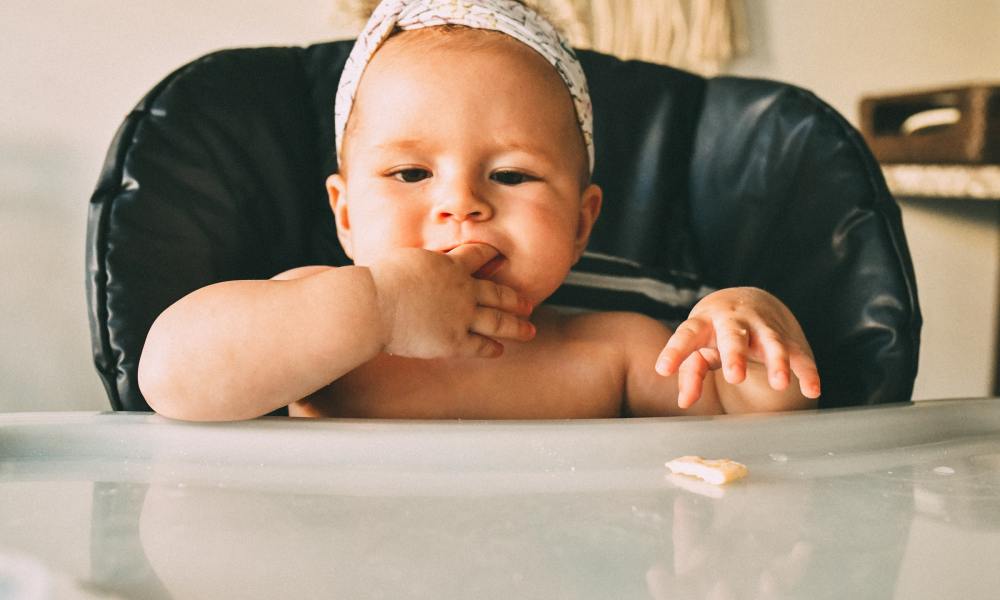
<box><xmin>437</xmin><ymin>205</ymin><xmax>488</xmax><ymax>222</ymax></box>
<box><xmin>434</xmin><ymin>187</ymin><xmax>493</xmax><ymax>222</ymax></box>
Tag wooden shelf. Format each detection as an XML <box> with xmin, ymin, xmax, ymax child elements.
<box><xmin>881</xmin><ymin>164</ymin><xmax>1000</xmax><ymax>200</ymax></box>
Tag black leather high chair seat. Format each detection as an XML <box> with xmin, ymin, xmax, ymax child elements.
<box><xmin>86</xmin><ymin>40</ymin><xmax>921</xmax><ymax>413</ymax></box>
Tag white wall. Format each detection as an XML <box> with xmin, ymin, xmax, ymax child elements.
<box><xmin>729</xmin><ymin>0</ymin><xmax>1000</xmax><ymax>126</ymax></box>
<box><xmin>0</xmin><ymin>1</ymin><xmax>355</xmax><ymax>412</ymax></box>
<box><xmin>1</xmin><ymin>1</ymin><xmax>998</xmax><ymax>412</ymax></box>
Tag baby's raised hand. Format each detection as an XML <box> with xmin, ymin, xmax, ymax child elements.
<box><xmin>654</xmin><ymin>287</ymin><xmax>821</xmax><ymax>411</ymax></box>
<box><xmin>368</xmin><ymin>243</ymin><xmax>535</xmax><ymax>359</ymax></box>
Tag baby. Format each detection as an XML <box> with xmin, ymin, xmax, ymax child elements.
<box><xmin>138</xmin><ymin>0</ymin><xmax>821</xmax><ymax>421</ymax></box>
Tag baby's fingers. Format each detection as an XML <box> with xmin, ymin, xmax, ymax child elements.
<box><xmin>476</xmin><ymin>280</ymin><xmax>533</xmax><ymax>317</ymax></box>
<box><xmin>790</xmin><ymin>352</ymin><xmax>822</xmax><ymax>399</ymax></box>
<box><xmin>656</xmin><ymin>318</ymin><xmax>711</xmax><ymax>376</ymax></box>
<box><xmin>715</xmin><ymin>319</ymin><xmax>751</xmax><ymax>384</ymax></box>
<box><xmin>449</xmin><ymin>243</ymin><xmax>498</xmax><ymax>274</ymax></box>
<box><xmin>758</xmin><ymin>328</ymin><xmax>791</xmax><ymax>391</ymax></box>
<box><xmin>677</xmin><ymin>350</ymin><xmax>712</xmax><ymax>409</ymax></box>
<box><xmin>458</xmin><ymin>334</ymin><xmax>505</xmax><ymax>358</ymax></box>
<box><xmin>471</xmin><ymin>307</ymin><xmax>536</xmax><ymax>342</ymax></box>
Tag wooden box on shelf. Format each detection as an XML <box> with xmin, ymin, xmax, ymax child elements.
<box><xmin>860</xmin><ymin>83</ymin><xmax>1000</xmax><ymax>165</ymax></box>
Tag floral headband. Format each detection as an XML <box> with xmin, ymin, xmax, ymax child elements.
<box><xmin>334</xmin><ymin>0</ymin><xmax>595</xmax><ymax>173</ymax></box>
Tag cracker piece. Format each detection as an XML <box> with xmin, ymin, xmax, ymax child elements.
<box><xmin>665</xmin><ymin>455</ymin><xmax>747</xmax><ymax>485</ymax></box>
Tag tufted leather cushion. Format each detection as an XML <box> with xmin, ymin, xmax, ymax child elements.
<box><xmin>86</xmin><ymin>40</ymin><xmax>921</xmax><ymax>412</ymax></box>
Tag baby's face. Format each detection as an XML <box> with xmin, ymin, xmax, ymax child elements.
<box><xmin>329</xmin><ymin>29</ymin><xmax>601</xmax><ymax>307</ymax></box>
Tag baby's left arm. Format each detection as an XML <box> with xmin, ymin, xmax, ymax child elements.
<box><xmin>655</xmin><ymin>287</ymin><xmax>821</xmax><ymax>414</ymax></box>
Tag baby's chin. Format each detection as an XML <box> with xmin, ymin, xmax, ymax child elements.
<box><xmin>498</xmin><ymin>274</ymin><xmax>562</xmax><ymax>315</ymax></box>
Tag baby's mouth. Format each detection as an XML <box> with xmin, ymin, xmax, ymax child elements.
<box><xmin>473</xmin><ymin>253</ymin><xmax>506</xmax><ymax>280</ymax></box>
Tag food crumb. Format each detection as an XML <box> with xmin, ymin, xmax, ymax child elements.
<box><xmin>665</xmin><ymin>456</ymin><xmax>748</xmax><ymax>485</ymax></box>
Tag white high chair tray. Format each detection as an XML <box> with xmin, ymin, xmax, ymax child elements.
<box><xmin>2</xmin><ymin>398</ymin><xmax>999</xmax><ymax>599</ymax></box>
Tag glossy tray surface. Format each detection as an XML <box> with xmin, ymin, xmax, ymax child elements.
<box><xmin>2</xmin><ymin>399</ymin><xmax>999</xmax><ymax>599</ymax></box>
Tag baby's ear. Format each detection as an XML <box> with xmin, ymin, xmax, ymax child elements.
<box><xmin>327</xmin><ymin>173</ymin><xmax>353</xmax><ymax>259</ymax></box>
<box><xmin>572</xmin><ymin>183</ymin><xmax>603</xmax><ymax>262</ymax></box>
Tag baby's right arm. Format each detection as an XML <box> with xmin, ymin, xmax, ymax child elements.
<box><xmin>138</xmin><ymin>243</ymin><xmax>534</xmax><ymax>421</ymax></box>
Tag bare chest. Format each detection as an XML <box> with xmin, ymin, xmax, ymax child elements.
<box><xmin>292</xmin><ymin>334</ymin><xmax>625</xmax><ymax>419</ymax></box>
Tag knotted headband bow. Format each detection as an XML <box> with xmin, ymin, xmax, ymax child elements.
<box><xmin>334</xmin><ymin>0</ymin><xmax>595</xmax><ymax>173</ymax></box>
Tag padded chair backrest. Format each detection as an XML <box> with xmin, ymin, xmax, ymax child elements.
<box><xmin>86</xmin><ymin>40</ymin><xmax>921</xmax><ymax>412</ymax></box>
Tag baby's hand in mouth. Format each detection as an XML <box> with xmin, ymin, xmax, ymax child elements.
<box><xmin>444</xmin><ymin>243</ymin><xmax>506</xmax><ymax>280</ymax></box>
<box><xmin>369</xmin><ymin>243</ymin><xmax>533</xmax><ymax>359</ymax></box>
<box><xmin>472</xmin><ymin>251</ymin><xmax>506</xmax><ymax>280</ymax></box>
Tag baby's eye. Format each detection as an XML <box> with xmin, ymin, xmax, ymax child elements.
<box><xmin>490</xmin><ymin>170</ymin><xmax>535</xmax><ymax>186</ymax></box>
<box><xmin>391</xmin><ymin>168</ymin><xmax>431</xmax><ymax>183</ymax></box>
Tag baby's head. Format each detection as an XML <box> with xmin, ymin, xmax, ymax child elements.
<box><xmin>328</xmin><ymin>0</ymin><xmax>602</xmax><ymax>306</ymax></box>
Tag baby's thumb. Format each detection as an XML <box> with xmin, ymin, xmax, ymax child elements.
<box><xmin>447</xmin><ymin>243</ymin><xmax>499</xmax><ymax>274</ymax></box>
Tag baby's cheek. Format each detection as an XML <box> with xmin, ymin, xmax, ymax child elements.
<box><xmin>519</xmin><ymin>243</ymin><xmax>577</xmax><ymax>304</ymax></box>
<box><xmin>354</xmin><ymin>212</ymin><xmax>426</xmax><ymax>256</ymax></box>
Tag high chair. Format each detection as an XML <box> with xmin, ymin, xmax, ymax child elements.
<box><xmin>86</xmin><ymin>41</ymin><xmax>921</xmax><ymax>413</ymax></box>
